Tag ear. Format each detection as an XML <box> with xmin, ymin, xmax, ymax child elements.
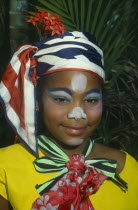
<box><xmin>36</xmin><ymin>100</ymin><xmax>39</xmax><ymax>111</ymax></box>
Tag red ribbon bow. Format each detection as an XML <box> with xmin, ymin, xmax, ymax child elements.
<box><xmin>32</xmin><ymin>154</ymin><xmax>107</xmax><ymax>210</ymax></box>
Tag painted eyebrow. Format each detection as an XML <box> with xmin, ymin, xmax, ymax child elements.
<box><xmin>86</xmin><ymin>88</ymin><xmax>101</xmax><ymax>95</ymax></box>
<box><xmin>47</xmin><ymin>87</ymin><xmax>73</xmax><ymax>96</ymax></box>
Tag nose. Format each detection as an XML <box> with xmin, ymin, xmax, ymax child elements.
<box><xmin>67</xmin><ymin>106</ymin><xmax>87</xmax><ymax>120</ymax></box>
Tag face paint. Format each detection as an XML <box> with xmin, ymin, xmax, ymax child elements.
<box><xmin>68</xmin><ymin>107</ymin><xmax>87</xmax><ymax>120</ymax></box>
<box><xmin>47</xmin><ymin>87</ymin><xmax>72</xmax><ymax>96</ymax></box>
<box><xmin>71</xmin><ymin>73</ymin><xmax>87</xmax><ymax>93</ymax></box>
<box><xmin>42</xmin><ymin>71</ymin><xmax>102</xmax><ymax>151</ymax></box>
<box><xmin>84</xmin><ymin>88</ymin><xmax>102</xmax><ymax>102</ymax></box>
<box><xmin>65</xmin><ymin>138</ymin><xmax>84</xmax><ymax>146</ymax></box>
<box><xmin>47</xmin><ymin>88</ymin><xmax>72</xmax><ymax>103</ymax></box>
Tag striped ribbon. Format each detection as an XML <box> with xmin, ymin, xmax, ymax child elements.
<box><xmin>34</xmin><ymin>135</ymin><xmax>128</xmax><ymax>195</ymax></box>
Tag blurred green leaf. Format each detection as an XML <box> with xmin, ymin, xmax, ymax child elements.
<box><xmin>90</xmin><ymin>0</ymin><xmax>102</xmax><ymax>34</ymax></box>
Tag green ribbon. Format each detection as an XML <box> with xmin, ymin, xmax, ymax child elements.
<box><xmin>34</xmin><ymin>135</ymin><xmax>128</xmax><ymax>195</ymax></box>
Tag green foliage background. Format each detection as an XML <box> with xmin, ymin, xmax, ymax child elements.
<box><xmin>0</xmin><ymin>0</ymin><xmax>138</xmax><ymax>159</ymax></box>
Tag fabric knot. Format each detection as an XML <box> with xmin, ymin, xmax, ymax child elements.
<box><xmin>33</xmin><ymin>156</ymin><xmax>107</xmax><ymax>210</ymax></box>
<box><xmin>30</xmin><ymin>57</ymin><xmax>37</xmax><ymax>67</ymax></box>
<box><xmin>66</xmin><ymin>154</ymin><xmax>87</xmax><ymax>173</ymax></box>
<box><xmin>79</xmin><ymin>168</ymin><xmax>107</xmax><ymax>196</ymax></box>
<box><xmin>29</xmin><ymin>57</ymin><xmax>38</xmax><ymax>86</ymax></box>
<box><xmin>29</xmin><ymin>67</ymin><xmax>37</xmax><ymax>86</ymax></box>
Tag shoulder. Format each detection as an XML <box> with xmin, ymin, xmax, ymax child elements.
<box><xmin>90</xmin><ymin>143</ymin><xmax>131</xmax><ymax>174</ymax></box>
<box><xmin>121</xmin><ymin>151</ymin><xmax>138</xmax><ymax>175</ymax></box>
<box><xmin>0</xmin><ymin>143</ymin><xmax>23</xmax><ymax>158</ymax></box>
<box><xmin>0</xmin><ymin>143</ymin><xmax>35</xmax><ymax>166</ymax></box>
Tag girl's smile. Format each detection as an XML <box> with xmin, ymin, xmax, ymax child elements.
<box><xmin>63</xmin><ymin>125</ymin><xmax>87</xmax><ymax>136</ymax></box>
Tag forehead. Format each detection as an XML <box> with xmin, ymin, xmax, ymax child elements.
<box><xmin>41</xmin><ymin>71</ymin><xmax>102</xmax><ymax>90</ymax></box>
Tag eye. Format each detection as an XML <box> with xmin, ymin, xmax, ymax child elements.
<box><xmin>54</xmin><ymin>97</ymin><xmax>70</xmax><ymax>104</ymax></box>
<box><xmin>85</xmin><ymin>98</ymin><xmax>100</xmax><ymax>104</ymax></box>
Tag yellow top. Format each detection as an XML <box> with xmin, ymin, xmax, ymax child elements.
<box><xmin>0</xmin><ymin>143</ymin><xmax>138</xmax><ymax>210</ymax></box>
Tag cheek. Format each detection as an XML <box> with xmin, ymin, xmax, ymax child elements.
<box><xmin>42</xmin><ymin>97</ymin><xmax>67</xmax><ymax>121</ymax></box>
<box><xmin>86</xmin><ymin>101</ymin><xmax>103</xmax><ymax>122</ymax></box>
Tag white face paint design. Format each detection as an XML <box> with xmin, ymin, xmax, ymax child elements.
<box><xmin>71</xmin><ymin>73</ymin><xmax>87</xmax><ymax>93</ymax></box>
<box><xmin>47</xmin><ymin>89</ymin><xmax>72</xmax><ymax>102</ymax></box>
<box><xmin>66</xmin><ymin>138</ymin><xmax>84</xmax><ymax>146</ymax></box>
<box><xmin>68</xmin><ymin>107</ymin><xmax>87</xmax><ymax>120</ymax></box>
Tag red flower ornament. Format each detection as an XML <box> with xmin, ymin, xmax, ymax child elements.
<box><xmin>27</xmin><ymin>16</ymin><xmax>38</xmax><ymax>26</ymax></box>
<box><xmin>27</xmin><ymin>10</ymin><xmax>66</xmax><ymax>40</ymax></box>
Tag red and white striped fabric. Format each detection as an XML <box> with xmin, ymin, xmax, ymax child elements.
<box><xmin>0</xmin><ymin>44</ymin><xmax>39</xmax><ymax>156</ymax></box>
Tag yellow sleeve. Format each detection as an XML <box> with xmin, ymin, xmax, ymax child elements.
<box><xmin>0</xmin><ymin>167</ymin><xmax>8</xmax><ymax>200</ymax></box>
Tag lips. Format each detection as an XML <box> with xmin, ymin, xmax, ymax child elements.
<box><xmin>63</xmin><ymin>125</ymin><xmax>87</xmax><ymax>136</ymax></box>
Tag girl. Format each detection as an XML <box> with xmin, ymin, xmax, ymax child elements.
<box><xmin>0</xmin><ymin>31</ymin><xmax>137</xmax><ymax>210</ymax></box>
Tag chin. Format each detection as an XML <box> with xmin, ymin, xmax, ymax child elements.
<box><xmin>65</xmin><ymin>138</ymin><xmax>84</xmax><ymax>146</ymax></box>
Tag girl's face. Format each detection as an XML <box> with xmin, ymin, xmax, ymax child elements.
<box><xmin>40</xmin><ymin>71</ymin><xmax>103</xmax><ymax>147</ymax></box>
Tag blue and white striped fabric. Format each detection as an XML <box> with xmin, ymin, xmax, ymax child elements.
<box><xmin>34</xmin><ymin>31</ymin><xmax>105</xmax><ymax>81</ymax></box>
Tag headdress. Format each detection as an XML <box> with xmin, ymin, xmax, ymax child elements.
<box><xmin>0</xmin><ymin>31</ymin><xmax>104</xmax><ymax>157</ymax></box>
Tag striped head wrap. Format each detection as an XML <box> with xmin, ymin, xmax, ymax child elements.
<box><xmin>0</xmin><ymin>31</ymin><xmax>104</xmax><ymax>156</ymax></box>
